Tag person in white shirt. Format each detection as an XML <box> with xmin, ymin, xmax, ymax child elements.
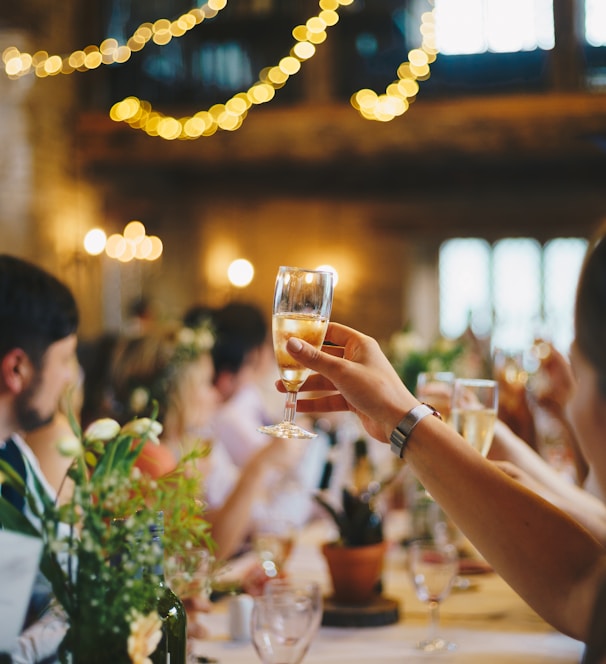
<box><xmin>0</xmin><ymin>254</ymin><xmax>79</xmax><ymax>662</ymax></box>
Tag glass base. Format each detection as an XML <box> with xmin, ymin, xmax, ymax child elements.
<box><xmin>257</xmin><ymin>421</ymin><xmax>317</xmax><ymax>439</ymax></box>
<box><xmin>416</xmin><ymin>636</ymin><xmax>457</xmax><ymax>652</ymax></box>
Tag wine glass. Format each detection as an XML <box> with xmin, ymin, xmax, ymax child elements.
<box><xmin>264</xmin><ymin>578</ymin><xmax>323</xmax><ymax>636</ymax></box>
<box><xmin>451</xmin><ymin>378</ymin><xmax>499</xmax><ymax>456</ymax></box>
<box><xmin>408</xmin><ymin>538</ymin><xmax>459</xmax><ymax>652</ymax></box>
<box><xmin>252</xmin><ymin>518</ymin><xmax>296</xmax><ymax>579</ymax></box>
<box><xmin>164</xmin><ymin>547</ymin><xmax>214</xmax><ymax>601</ymax></box>
<box><xmin>251</xmin><ymin>593</ymin><xmax>315</xmax><ymax>664</ymax></box>
<box><xmin>415</xmin><ymin>371</ymin><xmax>455</xmax><ymax>423</ymax></box>
<box><xmin>258</xmin><ymin>266</ymin><xmax>334</xmax><ymax>439</ymax></box>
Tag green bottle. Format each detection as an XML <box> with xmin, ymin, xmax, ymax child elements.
<box><xmin>147</xmin><ymin>512</ymin><xmax>188</xmax><ymax>664</ymax></box>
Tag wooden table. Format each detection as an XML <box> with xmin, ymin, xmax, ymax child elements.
<box><xmin>190</xmin><ymin>513</ymin><xmax>585</xmax><ymax>663</ymax></box>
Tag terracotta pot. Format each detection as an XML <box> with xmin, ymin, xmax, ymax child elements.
<box><xmin>321</xmin><ymin>540</ymin><xmax>387</xmax><ymax>606</ymax></box>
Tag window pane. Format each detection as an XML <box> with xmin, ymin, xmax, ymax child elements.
<box><xmin>435</xmin><ymin>0</ymin><xmax>554</xmax><ymax>54</ymax></box>
<box><xmin>439</xmin><ymin>239</ymin><xmax>491</xmax><ymax>339</ymax></box>
<box><xmin>586</xmin><ymin>0</ymin><xmax>606</xmax><ymax>46</ymax></box>
<box><xmin>492</xmin><ymin>239</ymin><xmax>541</xmax><ymax>352</ymax></box>
<box><xmin>544</xmin><ymin>238</ymin><xmax>588</xmax><ymax>352</ymax></box>
<box><xmin>435</xmin><ymin>0</ymin><xmax>486</xmax><ymax>54</ymax></box>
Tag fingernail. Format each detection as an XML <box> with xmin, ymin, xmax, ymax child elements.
<box><xmin>287</xmin><ymin>337</ymin><xmax>303</xmax><ymax>352</ymax></box>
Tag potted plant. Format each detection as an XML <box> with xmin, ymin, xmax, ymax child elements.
<box><xmin>314</xmin><ymin>484</ymin><xmax>387</xmax><ymax>606</ymax></box>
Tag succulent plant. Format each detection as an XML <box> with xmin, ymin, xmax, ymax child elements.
<box><xmin>314</xmin><ymin>486</ymin><xmax>384</xmax><ymax>548</ymax></box>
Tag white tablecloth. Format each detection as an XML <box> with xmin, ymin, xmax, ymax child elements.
<box><xmin>190</xmin><ymin>514</ymin><xmax>585</xmax><ymax>663</ymax></box>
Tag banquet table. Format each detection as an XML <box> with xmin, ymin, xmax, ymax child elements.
<box><xmin>190</xmin><ymin>513</ymin><xmax>584</xmax><ymax>664</ymax></box>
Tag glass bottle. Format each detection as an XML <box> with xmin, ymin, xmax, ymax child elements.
<box><xmin>147</xmin><ymin>512</ymin><xmax>188</xmax><ymax>664</ymax></box>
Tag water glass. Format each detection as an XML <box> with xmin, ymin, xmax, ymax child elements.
<box><xmin>251</xmin><ymin>593</ymin><xmax>315</xmax><ymax>664</ymax></box>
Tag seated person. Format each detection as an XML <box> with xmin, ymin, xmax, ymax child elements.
<box><xmin>108</xmin><ymin>322</ymin><xmax>303</xmax><ymax>562</ymax></box>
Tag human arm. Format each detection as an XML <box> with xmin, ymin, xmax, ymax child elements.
<box><xmin>489</xmin><ymin>419</ymin><xmax>606</xmax><ymax>545</ymax></box>
<box><xmin>286</xmin><ymin>322</ymin><xmax>606</xmax><ymax>640</ymax></box>
<box><xmin>205</xmin><ymin>437</ymin><xmax>301</xmax><ymax>561</ymax></box>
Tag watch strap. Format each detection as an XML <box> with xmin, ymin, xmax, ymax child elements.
<box><xmin>390</xmin><ymin>403</ymin><xmax>441</xmax><ymax>459</ymax></box>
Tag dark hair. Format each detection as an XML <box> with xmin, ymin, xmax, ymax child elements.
<box><xmin>575</xmin><ymin>228</ymin><xmax>606</xmax><ymax>396</ymax></box>
<box><xmin>0</xmin><ymin>255</ymin><xmax>79</xmax><ymax>368</ymax></box>
<box><xmin>210</xmin><ymin>302</ymin><xmax>268</xmax><ymax>375</ymax></box>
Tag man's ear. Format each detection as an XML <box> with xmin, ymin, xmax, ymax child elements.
<box><xmin>0</xmin><ymin>348</ymin><xmax>33</xmax><ymax>394</ymax></box>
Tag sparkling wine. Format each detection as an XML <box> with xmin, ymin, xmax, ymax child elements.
<box><xmin>450</xmin><ymin>408</ymin><xmax>497</xmax><ymax>456</ymax></box>
<box><xmin>272</xmin><ymin>312</ymin><xmax>329</xmax><ymax>391</ymax></box>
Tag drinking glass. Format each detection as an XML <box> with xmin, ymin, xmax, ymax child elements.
<box><xmin>258</xmin><ymin>266</ymin><xmax>334</xmax><ymax>439</ymax></box>
<box><xmin>164</xmin><ymin>547</ymin><xmax>214</xmax><ymax>601</ymax></box>
<box><xmin>415</xmin><ymin>371</ymin><xmax>456</xmax><ymax>423</ymax></box>
<box><xmin>408</xmin><ymin>539</ymin><xmax>459</xmax><ymax>652</ymax></box>
<box><xmin>252</xmin><ymin>518</ymin><xmax>296</xmax><ymax>579</ymax></box>
<box><xmin>264</xmin><ymin>578</ymin><xmax>323</xmax><ymax>636</ymax></box>
<box><xmin>451</xmin><ymin>378</ymin><xmax>499</xmax><ymax>456</ymax></box>
<box><xmin>251</xmin><ymin>594</ymin><xmax>315</xmax><ymax>664</ymax></box>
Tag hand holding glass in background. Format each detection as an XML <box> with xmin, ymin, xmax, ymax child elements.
<box><xmin>451</xmin><ymin>378</ymin><xmax>499</xmax><ymax>457</ymax></box>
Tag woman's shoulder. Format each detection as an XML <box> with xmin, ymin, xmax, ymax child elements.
<box><xmin>135</xmin><ymin>441</ymin><xmax>177</xmax><ymax>479</ymax></box>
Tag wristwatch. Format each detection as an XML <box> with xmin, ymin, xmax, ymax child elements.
<box><xmin>390</xmin><ymin>403</ymin><xmax>442</xmax><ymax>458</ymax></box>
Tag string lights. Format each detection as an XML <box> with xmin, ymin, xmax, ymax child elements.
<box><xmin>2</xmin><ymin>0</ymin><xmax>229</xmax><ymax>79</ymax></box>
<box><xmin>109</xmin><ymin>0</ymin><xmax>353</xmax><ymax>140</ymax></box>
<box><xmin>1</xmin><ymin>0</ymin><xmax>437</xmax><ymax>135</ymax></box>
<box><xmin>84</xmin><ymin>221</ymin><xmax>163</xmax><ymax>262</ymax></box>
<box><xmin>351</xmin><ymin>9</ymin><xmax>437</xmax><ymax>122</ymax></box>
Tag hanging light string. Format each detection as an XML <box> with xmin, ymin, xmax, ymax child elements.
<box><xmin>351</xmin><ymin>8</ymin><xmax>437</xmax><ymax>123</ymax></box>
<box><xmin>2</xmin><ymin>0</ymin><xmax>228</xmax><ymax>80</ymax></box>
<box><xmin>1</xmin><ymin>0</ymin><xmax>437</xmax><ymax>134</ymax></box>
<box><xmin>109</xmin><ymin>0</ymin><xmax>355</xmax><ymax>140</ymax></box>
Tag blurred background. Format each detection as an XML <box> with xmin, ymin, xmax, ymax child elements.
<box><xmin>1</xmin><ymin>0</ymin><xmax>605</xmax><ymax>354</ymax></box>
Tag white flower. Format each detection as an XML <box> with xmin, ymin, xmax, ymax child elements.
<box><xmin>57</xmin><ymin>434</ymin><xmax>83</xmax><ymax>458</ymax></box>
<box><xmin>177</xmin><ymin>327</ymin><xmax>195</xmax><ymax>346</ymax></box>
<box><xmin>83</xmin><ymin>418</ymin><xmax>121</xmax><ymax>443</ymax></box>
<box><xmin>130</xmin><ymin>387</ymin><xmax>150</xmax><ymax>414</ymax></box>
<box><xmin>195</xmin><ymin>327</ymin><xmax>214</xmax><ymax>351</ymax></box>
<box><xmin>127</xmin><ymin>611</ymin><xmax>162</xmax><ymax>664</ymax></box>
<box><xmin>120</xmin><ymin>418</ymin><xmax>163</xmax><ymax>445</ymax></box>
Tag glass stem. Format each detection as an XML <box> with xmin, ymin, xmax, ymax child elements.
<box><xmin>428</xmin><ymin>600</ymin><xmax>440</xmax><ymax>642</ymax></box>
<box><xmin>283</xmin><ymin>391</ymin><xmax>298</xmax><ymax>424</ymax></box>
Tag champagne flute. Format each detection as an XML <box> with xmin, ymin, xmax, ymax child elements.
<box><xmin>251</xmin><ymin>594</ymin><xmax>315</xmax><ymax>664</ymax></box>
<box><xmin>415</xmin><ymin>371</ymin><xmax>456</xmax><ymax>423</ymax></box>
<box><xmin>258</xmin><ymin>266</ymin><xmax>334</xmax><ymax>439</ymax></box>
<box><xmin>451</xmin><ymin>378</ymin><xmax>499</xmax><ymax>456</ymax></box>
<box><xmin>408</xmin><ymin>539</ymin><xmax>459</xmax><ymax>652</ymax></box>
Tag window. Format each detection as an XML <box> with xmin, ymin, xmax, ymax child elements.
<box><xmin>585</xmin><ymin>0</ymin><xmax>606</xmax><ymax>47</ymax></box>
<box><xmin>439</xmin><ymin>237</ymin><xmax>588</xmax><ymax>354</ymax></box>
<box><xmin>433</xmin><ymin>0</ymin><xmax>554</xmax><ymax>55</ymax></box>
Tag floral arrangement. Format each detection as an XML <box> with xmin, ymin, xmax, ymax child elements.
<box><xmin>384</xmin><ymin>327</ymin><xmax>465</xmax><ymax>392</ymax></box>
<box><xmin>128</xmin><ymin>323</ymin><xmax>215</xmax><ymax>418</ymax></box>
<box><xmin>0</xmin><ymin>407</ymin><xmax>213</xmax><ymax>664</ymax></box>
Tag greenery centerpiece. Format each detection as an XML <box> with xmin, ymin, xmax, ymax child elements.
<box><xmin>0</xmin><ymin>408</ymin><xmax>213</xmax><ymax>664</ymax></box>
<box><xmin>385</xmin><ymin>327</ymin><xmax>464</xmax><ymax>392</ymax></box>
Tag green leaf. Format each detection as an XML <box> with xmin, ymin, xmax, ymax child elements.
<box><xmin>0</xmin><ymin>494</ymin><xmax>42</xmax><ymax>537</ymax></box>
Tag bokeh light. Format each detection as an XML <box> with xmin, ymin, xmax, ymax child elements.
<box><xmin>227</xmin><ymin>258</ymin><xmax>254</xmax><ymax>287</ymax></box>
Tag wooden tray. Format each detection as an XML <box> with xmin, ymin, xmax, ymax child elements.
<box><xmin>321</xmin><ymin>595</ymin><xmax>400</xmax><ymax>628</ymax></box>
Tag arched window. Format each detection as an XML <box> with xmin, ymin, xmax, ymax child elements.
<box><xmin>439</xmin><ymin>237</ymin><xmax>588</xmax><ymax>353</ymax></box>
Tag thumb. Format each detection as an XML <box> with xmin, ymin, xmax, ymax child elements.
<box><xmin>286</xmin><ymin>336</ymin><xmax>325</xmax><ymax>369</ymax></box>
